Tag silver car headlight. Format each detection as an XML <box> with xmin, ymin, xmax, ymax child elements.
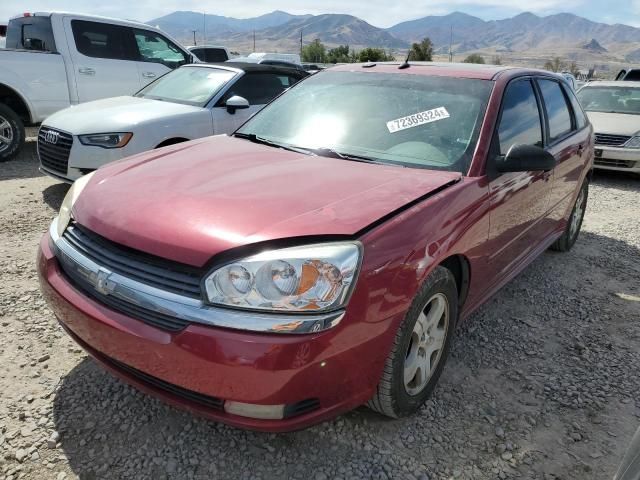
<box><xmin>78</xmin><ymin>132</ymin><xmax>133</xmax><ymax>149</ymax></box>
<box><xmin>55</xmin><ymin>172</ymin><xmax>95</xmax><ymax>237</ymax></box>
<box><xmin>204</xmin><ymin>242</ymin><xmax>362</xmax><ymax>313</ymax></box>
<box><xmin>624</xmin><ymin>136</ymin><xmax>640</xmax><ymax>149</ymax></box>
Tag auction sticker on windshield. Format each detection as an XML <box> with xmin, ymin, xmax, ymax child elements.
<box><xmin>387</xmin><ymin>107</ymin><xmax>450</xmax><ymax>133</ymax></box>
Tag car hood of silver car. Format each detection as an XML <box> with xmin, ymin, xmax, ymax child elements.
<box><xmin>586</xmin><ymin>111</ymin><xmax>640</xmax><ymax>136</ymax></box>
<box><xmin>41</xmin><ymin>96</ymin><xmax>207</xmax><ymax>135</ymax></box>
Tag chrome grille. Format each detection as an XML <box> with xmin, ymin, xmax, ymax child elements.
<box><xmin>63</xmin><ymin>222</ymin><xmax>203</xmax><ymax>299</ymax></box>
<box><xmin>594</xmin><ymin>133</ymin><xmax>631</xmax><ymax>147</ymax></box>
<box><xmin>595</xmin><ymin>158</ymin><xmax>636</xmax><ymax>169</ymax></box>
<box><xmin>38</xmin><ymin>127</ymin><xmax>73</xmax><ymax>176</ymax></box>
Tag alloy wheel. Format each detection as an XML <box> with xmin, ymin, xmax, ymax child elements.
<box><xmin>0</xmin><ymin>115</ymin><xmax>13</xmax><ymax>154</ymax></box>
<box><xmin>569</xmin><ymin>186</ymin><xmax>586</xmax><ymax>239</ymax></box>
<box><xmin>404</xmin><ymin>293</ymin><xmax>449</xmax><ymax>396</ymax></box>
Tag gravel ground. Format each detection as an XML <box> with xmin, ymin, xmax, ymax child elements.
<box><xmin>1</xmin><ymin>133</ymin><xmax>639</xmax><ymax>480</ymax></box>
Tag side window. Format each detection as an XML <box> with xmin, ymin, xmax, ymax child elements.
<box><xmin>565</xmin><ymin>86</ymin><xmax>588</xmax><ymax>130</ymax></box>
<box><xmin>538</xmin><ymin>79</ymin><xmax>574</xmax><ymax>143</ymax></box>
<box><xmin>133</xmin><ymin>30</ymin><xmax>187</xmax><ymax>69</ymax></box>
<box><xmin>6</xmin><ymin>17</ymin><xmax>56</xmax><ymax>52</ymax></box>
<box><xmin>219</xmin><ymin>73</ymin><xmax>289</xmax><ymax>106</ymax></box>
<box><xmin>497</xmin><ymin>79</ymin><xmax>543</xmax><ymax>156</ymax></box>
<box><xmin>71</xmin><ymin>20</ymin><xmax>133</xmax><ymax>60</ymax></box>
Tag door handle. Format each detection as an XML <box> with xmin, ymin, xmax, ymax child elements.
<box><xmin>142</xmin><ymin>72</ymin><xmax>156</xmax><ymax>79</ymax></box>
<box><xmin>78</xmin><ymin>67</ymin><xmax>95</xmax><ymax>75</ymax></box>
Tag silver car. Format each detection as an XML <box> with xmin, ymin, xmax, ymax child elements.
<box><xmin>577</xmin><ymin>81</ymin><xmax>640</xmax><ymax>175</ymax></box>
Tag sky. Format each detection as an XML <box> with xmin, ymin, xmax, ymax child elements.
<box><xmin>1</xmin><ymin>0</ymin><xmax>640</xmax><ymax>28</ymax></box>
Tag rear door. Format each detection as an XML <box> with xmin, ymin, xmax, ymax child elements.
<box><xmin>211</xmin><ymin>71</ymin><xmax>294</xmax><ymax>134</ymax></box>
<box><xmin>132</xmin><ymin>28</ymin><xmax>189</xmax><ymax>87</ymax></box>
<box><xmin>535</xmin><ymin>77</ymin><xmax>590</xmax><ymax>224</ymax></box>
<box><xmin>486</xmin><ymin>78</ymin><xmax>554</xmax><ymax>281</ymax></box>
<box><xmin>64</xmin><ymin>18</ymin><xmax>141</xmax><ymax>102</ymax></box>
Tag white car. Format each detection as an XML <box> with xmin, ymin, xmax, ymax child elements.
<box><xmin>577</xmin><ymin>81</ymin><xmax>640</xmax><ymax>175</ymax></box>
<box><xmin>38</xmin><ymin>63</ymin><xmax>307</xmax><ymax>182</ymax></box>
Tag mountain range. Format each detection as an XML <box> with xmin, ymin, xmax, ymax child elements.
<box><xmin>148</xmin><ymin>10</ymin><xmax>640</xmax><ymax>65</ymax></box>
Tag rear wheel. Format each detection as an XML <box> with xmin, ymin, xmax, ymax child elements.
<box><xmin>367</xmin><ymin>266</ymin><xmax>458</xmax><ymax>418</ymax></box>
<box><xmin>551</xmin><ymin>179</ymin><xmax>588</xmax><ymax>252</ymax></box>
<box><xmin>0</xmin><ymin>104</ymin><xmax>25</xmax><ymax>163</ymax></box>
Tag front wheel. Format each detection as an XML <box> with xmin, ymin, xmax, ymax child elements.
<box><xmin>551</xmin><ymin>179</ymin><xmax>589</xmax><ymax>252</ymax></box>
<box><xmin>0</xmin><ymin>104</ymin><xmax>25</xmax><ymax>163</ymax></box>
<box><xmin>367</xmin><ymin>266</ymin><xmax>458</xmax><ymax>418</ymax></box>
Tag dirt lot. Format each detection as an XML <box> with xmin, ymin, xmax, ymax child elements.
<box><xmin>0</xmin><ymin>133</ymin><xmax>639</xmax><ymax>480</ymax></box>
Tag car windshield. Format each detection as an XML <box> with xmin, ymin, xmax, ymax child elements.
<box><xmin>236</xmin><ymin>71</ymin><xmax>493</xmax><ymax>172</ymax></box>
<box><xmin>577</xmin><ymin>86</ymin><xmax>640</xmax><ymax>115</ymax></box>
<box><xmin>135</xmin><ymin>67</ymin><xmax>236</xmax><ymax>107</ymax></box>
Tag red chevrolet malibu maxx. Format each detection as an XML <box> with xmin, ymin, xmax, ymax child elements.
<box><xmin>38</xmin><ymin>63</ymin><xmax>593</xmax><ymax>431</ymax></box>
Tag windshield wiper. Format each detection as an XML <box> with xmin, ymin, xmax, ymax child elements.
<box><xmin>307</xmin><ymin>147</ymin><xmax>379</xmax><ymax>164</ymax></box>
<box><xmin>234</xmin><ymin>133</ymin><xmax>312</xmax><ymax>154</ymax></box>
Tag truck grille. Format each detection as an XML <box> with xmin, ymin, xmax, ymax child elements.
<box><xmin>38</xmin><ymin>127</ymin><xmax>73</xmax><ymax>176</ymax></box>
<box><xmin>63</xmin><ymin>222</ymin><xmax>204</xmax><ymax>299</ymax></box>
<box><xmin>594</xmin><ymin>133</ymin><xmax>631</xmax><ymax>147</ymax></box>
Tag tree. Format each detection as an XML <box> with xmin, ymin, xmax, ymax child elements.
<box><xmin>544</xmin><ymin>56</ymin><xmax>564</xmax><ymax>73</ymax></box>
<box><xmin>357</xmin><ymin>47</ymin><xmax>393</xmax><ymax>62</ymax></box>
<box><xmin>463</xmin><ymin>53</ymin><xmax>485</xmax><ymax>64</ymax></box>
<box><xmin>409</xmin><ymin>37</ymin><xmax>434</xmax><ymax>61</ymax></box>
<box><xmin>301</xmin><ymin>39</ymin><xmax>327</xmax><ymax>63</ymax></box>
<box><xmin>327</xmin><ymin>45</ymin><xmax>350</xmax><ymax>64</ymax></box>
<box><xmin>568</xmin><ymin>61</ymin><xmax>580</xmax><ymax>77</ymax></box>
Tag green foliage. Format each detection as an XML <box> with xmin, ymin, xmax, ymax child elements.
<box><xmin>409</xmin><ymin>38</ymin><xmax>433</xmax><ymax>61</ymax></box>
<box><xmin>327</xmin><ymin>45</ymin><xmax>350</xmax><ymax>64</ymax></box>
<box><xmin>358</xmin><ymin>47</ymin><xmax>394</xmax><ymax>62</ymax></box>
<box><xmin>463</xmin><ymin>53</ymin><xmax>485</xmax><ymax>64</ymax></box>
<box><xmin>301</xmin><ymin>39</ymin><xmax>327</xmax><ymax>63</ymax></box>
<box><xmin>544</xmin><ymin>56</ymin><xmax>564</xmax><ymax>72</ymax></box>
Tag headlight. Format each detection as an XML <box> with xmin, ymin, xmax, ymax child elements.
<box><xmin>55</xmin><ymin>172</ymin><xmax>95</xmax><ymax>237</ymax></box>
<box><xmin>624</xmin><ymin>136</ymin><xmax>640</xmax><ymax>149</ymax></box>
<box><xmin>78</xmin><ymin>132</ymin><xmax>132</xmax><ymax>148</ymax></box>
<box><xmin>204</xmin><ymin>242</ymin><xmax>362</xmax><ymax>313</ymax></box>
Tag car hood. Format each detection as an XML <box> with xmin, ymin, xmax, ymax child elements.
<box><xmin>586</xmin><ymin>111</ymin><xmax>640</xmax><ymax>136</ymax></box>
<box><xmin>73</xmin><ymin>136</ymin><xmax>461</xmax><ymax>266</ymax></box>
<box><xmin>43</xmin><ymin>96</ymin><xmax>206</xmax><ymax>135</ymax></box>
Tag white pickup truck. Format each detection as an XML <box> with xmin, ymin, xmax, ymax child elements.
<box><xmin>0</xmin><ymin>12</ymin><xmax>196</xmax><ymax>162</ymax></box>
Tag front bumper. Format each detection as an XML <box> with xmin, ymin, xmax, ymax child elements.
<box><xmin>594</xmin><ymin>146</ymin><xmax>640</xmax><ymax>173</ymax></box>
<box><xmin>37</xmin><ymin>232</ymin><xmax>391</xmax><ymax>431</ymax></box>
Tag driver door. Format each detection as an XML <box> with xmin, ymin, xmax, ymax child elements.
<box><xmin>132</xmin><ymin>29</ymin><xmax>189</xmax><ymax>88</ymax></box>
<box><xmin>485</xmin><ymin>78</ymin><xmax>554</xmax><ymax>282</ymax></box>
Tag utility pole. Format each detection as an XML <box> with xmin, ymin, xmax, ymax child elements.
<box><xmin>300</xmin><ymin>28</ymin><xmax>303</xmax><ymax>58</ymax></box>
<box><xmin>191</xmin><ymin>30</ymin><xmax>197</xmax><ymax>46</ymax></box>
<box><xmin>448</xmin><ymin>25</ymin><xmax>453</xmax><ymax>62</ymax></box>
<box><xmin>253</xmin><ymin>30</ymin><xmax>256</xmax><ymax>52</ymax></box>
<box><xmin>203</xmin><ymin>12</ymin><xmax>206</xmax><ymax>45</ymax></box>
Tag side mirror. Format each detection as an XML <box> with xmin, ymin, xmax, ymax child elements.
<box><xmin>496</xmin><ymin>144</ymin><xmax>556</xmax><ymax>173</ymax></box>
<box><xmin>225</xmin><ymin>95</ymin><xmax>250</xmax><ymax>114</ymax></box>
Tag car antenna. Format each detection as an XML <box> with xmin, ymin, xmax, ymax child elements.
<box><xmin>399</xmin><ymin>50</ymin><xmax>411</xmax><ymax>69</ymax></box>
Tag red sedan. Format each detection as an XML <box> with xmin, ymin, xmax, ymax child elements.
<box><xmin>38</xmin><ymin>62</ymin><xmax>593</xmax><ymax>431</ymax></box>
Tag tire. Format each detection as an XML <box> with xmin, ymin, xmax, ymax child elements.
<box><xmin>367</xmin><ymin>266</ymin><xmax>458</xmax><ymax>418</ymax></box>
<box><xmin>0</xmin><ymin>104</ymin><xmax>25</xmax><ymax>163</ymax></box>
<box><xmin>550</xmin><ymin>179</ymin><xmax>589</xmax><ymax>252</ymax></box>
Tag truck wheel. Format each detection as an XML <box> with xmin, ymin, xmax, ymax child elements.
<box><xmin>0</xmin><ymin>104</ymin><xmax>25</xmax><ymax>163</ymax></box>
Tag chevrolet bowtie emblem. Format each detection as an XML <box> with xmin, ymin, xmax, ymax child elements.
<box><xmin>94</xmin><ymin>268</ymin><xmax>116</xmax><ymax>296</ymax></box>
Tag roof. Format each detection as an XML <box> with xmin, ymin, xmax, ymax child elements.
<box><xmin>327</xmin><ymin>62</ymin><xmax>549</xmax><ymax>81</ymax></box>
<box><xmin>187</xmin><ymin>62</ymin><xmax>306</xmax><ymax>75</ymax></box>
<box><xmin>581</xmin><ymin>81</ymin><xmax>640</xmax><ymax>88</ymax></box>
<box><xmin>12</xmin><ymin>12</ymin><xmax>151</xmax><ymax>28</ymax></box>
